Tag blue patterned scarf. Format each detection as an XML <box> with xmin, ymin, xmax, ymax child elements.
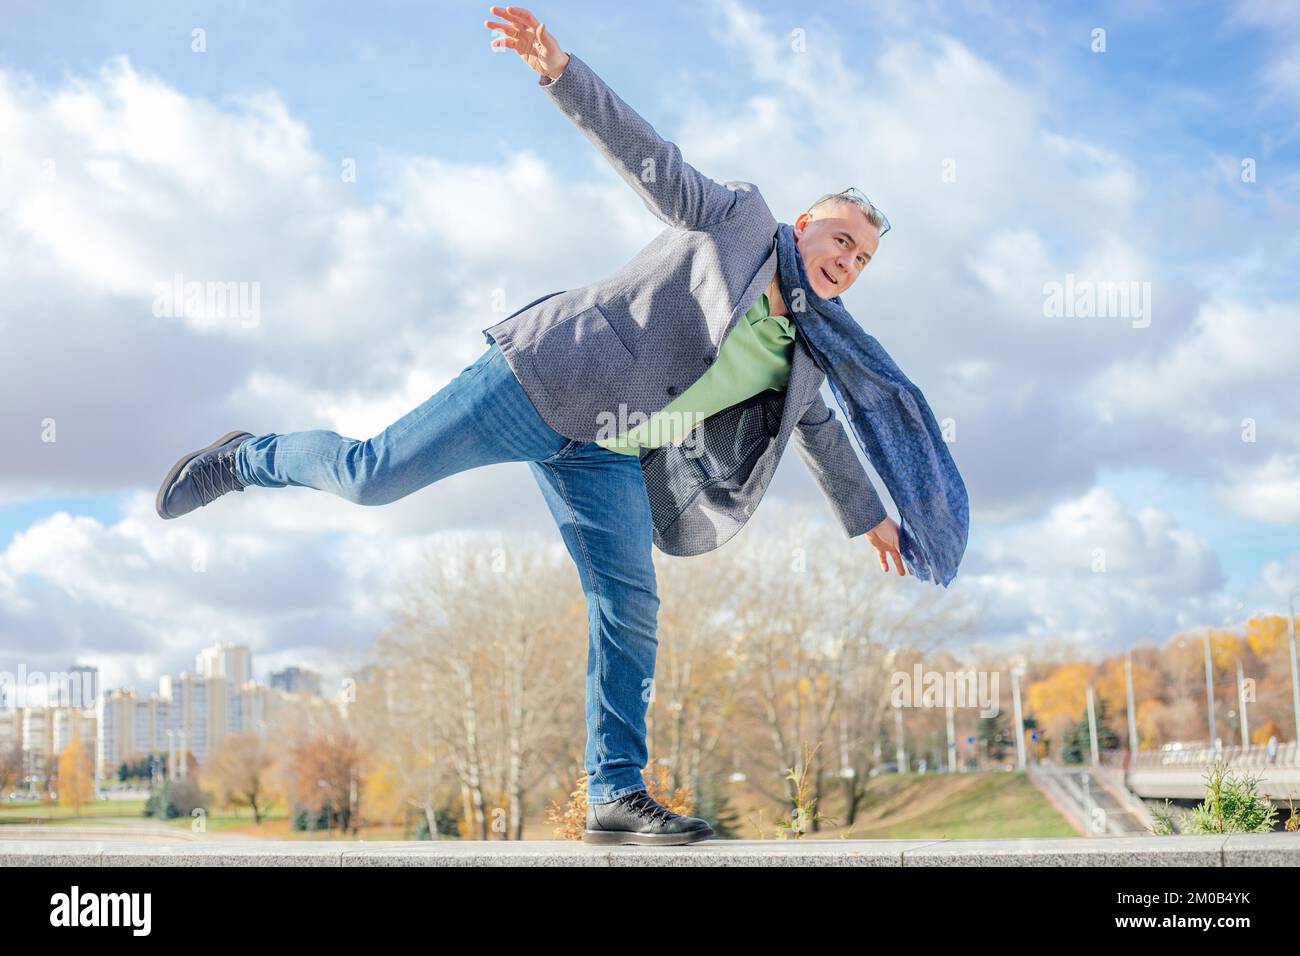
<box><xmin>774</xmin><ymin>221</ymin><xmax>969</xmax><ymax>586</ymax></box>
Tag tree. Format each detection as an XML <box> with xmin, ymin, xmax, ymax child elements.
<box><xmin>0</xmin><ymin>742</ymin><xmax>23</xmax><ymax>795</ymax></box>
<box><xmin>288</xmin><ymin>735</ymin><xmax>361</xmax><ymax>835</ymax></box>
<box><xmin>366</xmin><ymin>532</ymin><xmax>580</xmax><ymax>840</ymax></box>
<box><xmin>57</xmin><ymin>738</ymin><xmax>95</xmax><ymax>812</ymax></box>
<box><xmin>689</xmin><ymin>771</ymin><xmax>742</xmax><ymax>839</ymax></box>
<box><xmin>723</xmin><ymin>506</ymin><xmax>970</xmax><ymax>830</ymax></box>
<box><xmin>204</xmin><ymin>732</ymin><xmax>275</xmax><ymax>824</ymax></box>
<box><xmin>977</xmin><ymin>711</ymin><xmax>1014</xmax><ymax>763</ymax></box>
<box><xmin>1060</xmin><ymin>695</ymin><xmax>1122</xmax><ymax>764</ymax></box>
<box><xmin>144</xmin><ymin>776</ymin><xmax>210</xmax><ymax>820</ymax></box>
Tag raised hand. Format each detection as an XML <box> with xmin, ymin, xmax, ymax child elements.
<box><xmin>866</xmin><ymin>515</ymin><xmax>909</xmax><ymax>576</ymax></box>
<box><xmin>484</xmin><ymin>6</ymin><xmax>570</xmax><ymax>80</ymax></box>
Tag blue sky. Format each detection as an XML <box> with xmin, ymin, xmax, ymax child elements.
<box><xmin>1</xmin><ymin>0</ymin><xmax>1297</xmax><ymax>692</ymax></box>
<box><xmin>6</xmin><ymin>1</ymin><xmax>1296</xmax><ymax>193</ymax></box>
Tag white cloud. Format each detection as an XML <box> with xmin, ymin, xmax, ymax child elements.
<box><xmin>1213</xmin><ymin>453</ymin><xmax>1300</xmax><ymax>524</ymax></box>
<box><xmin>967</xmin><ymin>227</ymin><xmax>1053</xmax><ymax>303</ymax></box>
<box><xmin>1256</xmin><ymin>548</ymin><xmax>1300</xmax><ymax>606</ymax></box>
<box><xmin>961</xmin><ymin>486</ymin><xmax>1227</xmax><ymax>648</ymax></box>
<box><xmin>0</xmin><ymin>488</ymin><xmax>568</xmax><ymax>691</ymax></box>
<box><xmin>0</xmin><ymin>2</ymin><xmax>1295</xmax><ymax>686</ymax></box>
<box><xmin>1230</xmin><ymin>0</ymin><xmax>1300</xmax><ymax>117</ymax></box>
<box><xmin>1089</xmin><ymin>296</ymin><xmax>1298</xmax><ymax>433</ymax></box>
<box><xmin>983</xmin><ymin>487</ymin><xmax>1221</xmax><ymax>590</ymax></box>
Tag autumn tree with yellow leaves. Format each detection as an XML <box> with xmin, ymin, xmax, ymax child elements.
<box><xmin>57</xmin><ymin>737</ymin><xmax>96</xmax><ymax>813</ymax></box>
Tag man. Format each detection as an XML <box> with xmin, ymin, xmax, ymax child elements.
<box><xmin>154</xmin><ymin>6</ymin><xmax>904</xmax><ymax>846</ymax></box>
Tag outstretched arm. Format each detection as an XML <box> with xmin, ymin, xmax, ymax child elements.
<box><xmin>484</xmin><ymin>6</ymin><xmax>743</xmax><ymax>230</ymax></box>
<box><xmin>792</xmin><ymin>392</ymin><xmax>908</xmax><ymax>576</ymax></box>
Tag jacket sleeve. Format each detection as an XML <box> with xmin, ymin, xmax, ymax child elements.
<box><xmin>791</xmin><ymin>391</ymin><xmax>890</xmax><ymax>539</ymax></box>
<box><xmin>538</xmin><ymin>52</ymin><xmax>744</xmax><ymax>230</ymax></box>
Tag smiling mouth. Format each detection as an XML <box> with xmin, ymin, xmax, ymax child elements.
<box><xmin>820</xmin><ymin>266</ymin><xmax>839</xmax><ymax>286</ymax></box>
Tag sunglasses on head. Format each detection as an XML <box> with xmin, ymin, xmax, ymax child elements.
<box><xmin>838</xmin><ymin>186</ymin><xmax>891</xmax><ymax>238</ymax></box>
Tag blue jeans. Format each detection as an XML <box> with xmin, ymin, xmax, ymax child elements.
<box><xmin>233</xmin><ymin>342</ymin><xmax>657</xmax><ymax>804</ymax></box>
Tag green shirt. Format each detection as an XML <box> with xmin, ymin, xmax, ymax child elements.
<box><xmin>595</xmin><ymin>292</ymin><xmax>796</xmax><ymax>456</ymax></box>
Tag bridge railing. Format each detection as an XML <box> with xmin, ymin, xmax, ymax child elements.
<box><xmin>1128</xmin><ymin>740</ymin><xmax>1299</xmax><ymax>770</ymax></box>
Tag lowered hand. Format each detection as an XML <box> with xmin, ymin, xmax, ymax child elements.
<box><xmin>866</xmin><ymin>515</ymin><xmax>908</xmax><ymax>577</ymax></box>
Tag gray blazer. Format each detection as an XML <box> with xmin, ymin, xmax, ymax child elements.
<box><xmin>482</xmin><ymin>51</ymin><xmax>888</xmax><ymax>556</ymax></box>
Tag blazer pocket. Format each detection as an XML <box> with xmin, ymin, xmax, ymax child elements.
<box><xmin>687</xmin><ymin>395</ymin><xmax>771</xmax><ymax>483</ymax></box>
<box><xmin>761</xmin><ymin>392</ymin><xmax>785</xmax><ymax>436</ymax></box>
<box><xmin>533</xmin><ymin>304</ymin><xmax>634</xmax><ymax>406</ymax></box>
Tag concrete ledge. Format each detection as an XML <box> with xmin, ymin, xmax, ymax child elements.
<box><xmin>0</xmin><ymin>825</ymin><xmax>260</xmax><ymax>843</ymax></box>
<box><xmin>0</xmin><ymin>834</ymin><xmax>1296</xmax><ymax>866</ymax></box>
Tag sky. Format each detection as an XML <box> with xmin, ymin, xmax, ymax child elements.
<box><xmin>1</xmin><ymin>0</ymin><xmax>1297</xmax><ymax>696</ymax></box>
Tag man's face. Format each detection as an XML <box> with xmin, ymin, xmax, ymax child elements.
<box><xmin>793</xmin><ymin>202</ymin><xmax>880</xmax><ymax>299</ymax></box>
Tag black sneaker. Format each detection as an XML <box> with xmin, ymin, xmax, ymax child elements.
<box><xmin>156</xmin><ymin>430</ymin><xmax>254</xmax><ymax>520</ymax></box>
<box><xmin>583</xmin><ymin>790</ymin><xmax>715</xmax><ymax>846</ymax></box>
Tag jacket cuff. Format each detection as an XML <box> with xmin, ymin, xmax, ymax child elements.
<box><xmin>848</xmin><ymin>497</ymin><xmax>890</xmax><ymax>540</ymax></box>
<box><xmin>538</xmin><ymin>53</ymin><xmax>575</xmax><ymax>88</ymax></box>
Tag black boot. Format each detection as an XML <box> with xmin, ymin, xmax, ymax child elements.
<box><xmin>156</xmin><ymin>430</ymin><xmax>254</xmax><ymax>520</ymax></box>
<box><xmin>583</xmin><ymin>789</ymin><xmax>715</xmax><ymax>846</ymax></box>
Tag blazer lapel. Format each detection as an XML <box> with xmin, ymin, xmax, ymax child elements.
<box><xmin>778</xmin><ymin>332</ymin><xmax>826</xmax><ymax>435</ymax></box>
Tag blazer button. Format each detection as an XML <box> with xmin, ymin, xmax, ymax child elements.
<box><xmin>703</xmin><ymin>353</ymin><xmax>714</xmax><ymax>365</ymax></box>
<box><xmin>666</xmin><ymin>385</ymin><xmax>679</xmax><ymax>396</ymax></box>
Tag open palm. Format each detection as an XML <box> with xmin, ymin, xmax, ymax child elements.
<box><xmin>484</xmin><ymin>6</ymin><xmax>568</xmax><ymax>79</ymax></box>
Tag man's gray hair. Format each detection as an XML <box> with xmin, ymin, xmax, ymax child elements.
<box><xmin>807</xmin><ymin>190</ymin><xmax>889</xmax><ymax>236</ymax></box>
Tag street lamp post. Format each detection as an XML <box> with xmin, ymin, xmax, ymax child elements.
<box><xmin>1238</xmin><ymin>596</ymin><xmax>1300</xmax><ymax>747</ymax></box>
<box><xmin>1125</xmin><ymin>649</ymin><xmax>1140</xmax><ymax>759</ymax></box>
<box><xmin>1011</xmin><ymin>660</ymin><xmax>1026</xmax><ymax>771</ymax></box>
<box><xmin>1288</xmin><ymin>588</ymin><xmax>1300</xmax><ymax>746</ymax></box>
<box><xmin>894</xmin><ymin>705</ymin><xmax>906</xmax><ymax>773</ymax></box>
<box><xmin>1086</xmin><ymin>684</ymin><xmax>1100</xmax><ymax>767</ymax></box>
<box><xmin>1203</xmin><ymin>628</ymin><xmax>1218</xmax><ymax>749</ymax></box>
<box><xmin>1236</xmin><ymin>659</ymin><xmax>1250</xmax><ymax>748</ymax></box>
<box><xmin>945</xmin><ymin>703</ymin><xmax>957</xmax><ymax>773</ymax></box>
